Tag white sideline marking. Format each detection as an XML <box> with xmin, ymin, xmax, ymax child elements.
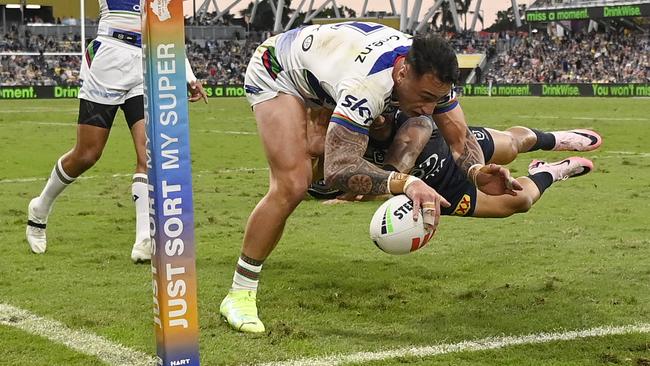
<box><xmin>258</xmin><ymin>323</ymin><xmax>650</xmax><ymax>366</ymax></box>
<box><xmin>0</xmin><ymin>303</ymin><xmax>155</xmax><ymax>366</ymax></box>
<box><xmin>0</xmin><ymin>168</ymin><xmax>268</xmax><ymax>185</ymax></box>
<box><xmin>517</xmin><ymin>115</ymin><xmax>649</xmax><ymax>121</ymax></box>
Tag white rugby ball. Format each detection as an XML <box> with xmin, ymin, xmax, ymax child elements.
<box><xmin>369</xmin><ymin>195</ymin><xmax>434</xmax><ymax>255</ymax></box>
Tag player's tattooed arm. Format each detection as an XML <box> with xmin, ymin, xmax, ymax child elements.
<box><xmin>383</xmin><ymin>115</ymin><xmax>434</xmax><ymax>173</ymax></box>
<box><xmin>434</xmin><ymin>104</ymin><xmax>485</xmax><ymax>176</ymax></box>
<box><xmin>324</xmin><ymin>123</ymin><xmax>390</xmax><ymax>195</ymax></box>
<box><xmin>453</xmin><ymin>128</ymin><xmax>485</xmax><ymax>173</ymax></box>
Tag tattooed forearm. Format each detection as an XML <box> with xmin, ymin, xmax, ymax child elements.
<box><xmin>384</xmin><ymin>115</ymin><xmax>433</xmax><ymax>173</ymax></box>
<box><xmin>453</xmin><ymin>128</ymin><xmax>485</xmax><ymax>175</ymax></box>
<box><xmin>324</xmin><ymin>123</ymin><xmax>390</xmax><ymax>195</ymax></box>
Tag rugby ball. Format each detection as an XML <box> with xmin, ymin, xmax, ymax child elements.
<box><xmin>369</xmin><ymin>195</ymin><xmax>434</xmax><ymax>255</ymax></box>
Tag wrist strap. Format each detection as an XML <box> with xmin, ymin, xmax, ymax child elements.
<box><xmin>467</xmin><ymin>163</ymin><xmax>483</xmax><ymax>186</ymax></box>
<box><xmin>403</xmin><ymin>175</ymin><xmax>421</xmax><ymax>194</ymax></box>
<box><xmin>387</xmin><ymin>172</ymin><xmax>421</xmax><ymax>194</ymax></box>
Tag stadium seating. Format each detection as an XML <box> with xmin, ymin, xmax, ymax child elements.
<box><xmin>1</xmin><ymin>24</ymin><xmax>648</xmax><ymax>86</ymax></box>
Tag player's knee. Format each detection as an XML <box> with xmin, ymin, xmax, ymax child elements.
<box><xmin>509</xmin><ymin>126</ymin><xmax>537</xmax><ymax>152</ymax></box>
<box><xmin>75</xmin><ymin>149</ymin><xmax>102</xmax><ymax>169</ymax></box>
<box><xmin>273</xmin><ymin>174</ymin><xmax>310</xmax><ymax>207</ymax></box>
<box><xmin>511</xmin><ymin>194</ymin><xmax>534</xmax><ymax>213</ymax></box>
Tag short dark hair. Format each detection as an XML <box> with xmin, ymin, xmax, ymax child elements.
<box><xmin>406</xmin><ymin>34</ymin><xmax>459</xmax><ymax>84</ymax></box>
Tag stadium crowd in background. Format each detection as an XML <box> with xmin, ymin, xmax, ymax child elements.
<box><xmin>486</xmin><ymin>30</ymin><xmax>649</xmax><ymax>83</ymax></box>
<box><xmin>1</xmin><ymin>26</ymin><xmax>81</xmax><ymax>86</ymax></box>
<box><xmin>186</xmin><ymin>39</ymin><xmax>256</xmax><ymax>85</ymax></box>
<box><xmin>2</xmin><ymin>25</ymin><xmax>648</xmax><ymax>86</ymax></box>
<box><xmin>184</xmin><ymin>12</ymin><xmax>230</xmax><ymax>26</ymax></box>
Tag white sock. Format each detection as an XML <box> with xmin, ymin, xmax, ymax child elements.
<box><xmin>132</xmin><ymin>173</ymin><xmax>150</xmax><ymax>244</ymax></box>
<box><xmin>231</xmin><ymin>255</ymin><xmax>263</xmax><ymax>291</ymax></box>
<box><xmin>36</xmin><ymin>157</ymin><xmax>75</xmax><ymax>217</ymax></box>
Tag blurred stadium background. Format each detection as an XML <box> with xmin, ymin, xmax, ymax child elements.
<box><xmin>1</xmin><ymin>1</ymin><xmax>649</xmax><ymax>365</ymax></box>
<box><xmin>1</xmin><ymin>0</ymin><xmax>648</xmax><ymax>92</ymax></box>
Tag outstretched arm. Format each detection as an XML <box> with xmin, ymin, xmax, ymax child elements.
<box><xmin>324</xmin><ymin>123</ymin><xmax>390</xmax><ymax>195</ymax></box>
<box><xmin>434</xmin><ymin>104</ymin><xmax>522</xmax><ymax>195</ymax></box>
<box><xmin>324</xmin><ymin>121</ymin><xmax>449</xmax><ymax>232</ymax></box>
<box><xmin>433</xmin><ymin>104</ymin><xmax>485</xmax><ymax>173</ymax></box>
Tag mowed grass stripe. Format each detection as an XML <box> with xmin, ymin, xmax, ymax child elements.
<box><xmin>258</xmin><ymin>323</ymin><xmax>650</xmax><ymax>366</ymax></box>
<box><xmin>0</xmin><ymin>303</ymin><xmax>155</xmax><ymax>366</ymax></box>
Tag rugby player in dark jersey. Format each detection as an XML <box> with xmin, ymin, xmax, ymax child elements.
<box><xmin>309</xmin><ymin>111</ymin><xmax>601</xmax><ymax>218</ymax></box>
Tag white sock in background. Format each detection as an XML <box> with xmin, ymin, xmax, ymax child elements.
<box><xmin>132</xmin><ymin>173</ymin><xmax>150</xmax><ymax>244</ymax></box>
<box><xmin>35</xmin><ymin>157</ymin><xmax>75</xmax><ymax>218</ymax></box>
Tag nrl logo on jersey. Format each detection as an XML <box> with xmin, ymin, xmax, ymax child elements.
<box><xmin>150</xmin><ymin>0</ymin><xmax>171</xmax><ymax>21</ymax></box>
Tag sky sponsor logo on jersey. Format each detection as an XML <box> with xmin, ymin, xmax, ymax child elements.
<box><xmin>341</xmin><ymin>94</ymin><xmax>373</xmax><ymax>124</ymax></box>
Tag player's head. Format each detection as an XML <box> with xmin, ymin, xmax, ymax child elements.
<box><xmin>393</xmin><ymin>34</ymin><xmax>459</xmax><ymax>117</ymax></box>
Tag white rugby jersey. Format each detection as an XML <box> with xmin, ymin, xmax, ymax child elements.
<box><xmin>265</xmin><ymin>22</ymin><xmax>457</xmax><ymax>135</ymax></box>
<box><xmin>96</xmin><ymin>0</ymin><xmax>141</xmax><ymax>37</ymax></box>
<box><xmin>271</xmin><ymin>22</ymin><xmax>409</xmax><ymax>134</ymax></box>
<box><xmin>92</xmin><ymin>0</ymin><xmax>197</xmax><ymax>81</ymax></box>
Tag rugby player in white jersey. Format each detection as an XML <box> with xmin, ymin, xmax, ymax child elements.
<box><xmin>25</xmin><ymin>0</ymin><xmax>207</xmax><ymax>261</ymax></box>
<box><xmin>220</xmin><ymin>22</ymin><xmax>522</xmax><ymax>333</ymax></box>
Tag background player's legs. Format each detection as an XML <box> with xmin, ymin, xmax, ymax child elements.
<box><xmin>221</xmin><ymin>93</ymin><xmax>312</xmax><ymax>333</ymax></box>
<box><xmin>122</xmin><ymin>95</ymin><xmax>150</xmax><ymax>262</ymax></box>
<box><xmin>27</xmin><ymin>121</ymin><xmax>112</xmax><ymax>253</ymax></box>
<box><xmin>61</xmin><ymin>124</ymin><xmax>112</xmax><ymax>177</ymax></box>
<box><xmin>128</xmin><ymin>119</ymin><xmax>151</xmax><ymax>262</ymax></box>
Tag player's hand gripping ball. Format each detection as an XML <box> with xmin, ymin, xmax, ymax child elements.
<box><xmin>369</xmin><ymin>195</ymin><xmax>435</xmax><ymax>255</ymax></box>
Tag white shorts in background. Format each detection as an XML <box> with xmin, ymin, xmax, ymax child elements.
<box><xmin>244</xmin><ymin>35</ymin><xmax>303</xmax><ymax>107</ymax></box>
<box><xmin>79</xmin><ymin>36</ymin><xmax>143</xmax><ymax>105</ymax></box>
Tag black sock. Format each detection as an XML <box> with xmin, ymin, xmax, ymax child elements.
<box><xmin>529</xmin><ymin>129</ymin><xmax>556</xmax><ymax>151</ymax></box>
<box><xmin>527</xmin><ymin>172</ymin><xmax>554</xmax><ymax>195</ymax></box>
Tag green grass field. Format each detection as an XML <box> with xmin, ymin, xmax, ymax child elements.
<box><xmin>1</xmin><ymin>97</ymin><xmax>649</xmax><ymax>366</ymax></box>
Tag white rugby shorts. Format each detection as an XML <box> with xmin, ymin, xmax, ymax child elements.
<box><xmin>244</xmin><ymin>35</ymin><xmax>302</xmax><ymax>107</ymax></box>
<box><xmin>79</xmin><ymin>36</ymin><xmax>143</xmax><ymax>105</ymax></box>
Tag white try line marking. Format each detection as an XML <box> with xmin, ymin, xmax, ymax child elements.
<box><xmin>0</xmin><ymin>303</ymin><xmax>155</xmax><ymax>366</ymax></box>
<box><xmin>258</xmin><ymin>323</ymin><xmax>650</xmax><ymax>366</ymax></box>
<box><xmin>517</xmin><ymin>115</ymin><xmax>650</xmax><ymax>121</ymax></box>
<box><xmin>0</xmin><ymin>108</ymin><xmax>78</xmax><ymax>114</ymax></box>
<box><xmin>0</xmin><ymin>168</ymin><xmax>268</xmax><ymax>185</ymax></box>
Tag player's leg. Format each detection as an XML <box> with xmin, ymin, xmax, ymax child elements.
<box><xmin>121</xmin><ymin>95</ymin><xmax>151</xmax><ymax>263</ymax></box>
<box><xmin>221</xmin><ymin>93</ymin><xmax>312</xmax><ymax>333</ymax></box>
<box><xmin>486</xmin><ymin>126</ymin><xmax>602</xmax><ymax>165</ymax></box>
<box><xmin>26</xmin><ymin>100</ymin><xmax>117</xmax><ymax>253</ymax></box>
<box><xmin>472</xmin><ymin>177</ymin><xmax>540</xmax><ymax>218</ymax></box>
<box><xmin>472</xmin><ymin>156</ymin><xmax>594</xmax><ymax>218</ymax></box>
<box><xmin>484</xmin><ymin>127</ymin><xmax>536</xmax><ymax>165</ymax></box>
